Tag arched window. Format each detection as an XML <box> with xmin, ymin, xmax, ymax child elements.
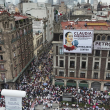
<box><xmin>107</xmin><ymin>35</ymin><xmax>110</xmax><ymax>40</ymax></box>
<box><xmin>101</xmin><ymin>35</ymin><xmax>105</xmax><ymax>40</ymax></box>
<box><xmin>97</xmin><ymin>35</ymin><xmax>100</xmax><ymax>40</ymax></box>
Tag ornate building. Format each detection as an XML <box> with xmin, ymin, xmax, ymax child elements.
<box><xmin>0</xmin><ymin>10</ymin><xmax>34</xmax><ymax>88</ymax></box>
<box><xmin>52</xmin><ymin>20</ymin><xmax>110</xmax><ymax>91</ymax></box>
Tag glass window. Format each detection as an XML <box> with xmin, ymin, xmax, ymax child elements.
<box><xmin>94</xmin><ymin>73</ymin><xmax>98</xmax><ymax>79</ymax></box>
<box><xmin>107</xmin><ymin>63</ymin><xmax>110</xmax><ymax>70</ymax></box>
<box><xmin>0</xmin><ymin>64</ymin><xmax>4</xmax><ymax>70</ymax></box>
<box><xmin>60</xmin><ymin>60</ymin><xmax>64</xmax><ymax>67</ymax></box>
<box><xmin>95</xmin><ymin>50</ymin><xmax>100</xmax><ymax>56</ymax></box>
<box><xmin>101</xmin><ymin>35</ymin><xmax>105</xmax><ymax>40</ymax></box>
<box><xmin>80</xmin><ymin>73</ymin><xmax>85</xmax><ymax>78</ymax></box>
<box><xmin>59</xmin><ymin>71</ymin><xmax>64</xmax><ymax>76</ymax></box>
<box><xmin>59</xmin><ymin>47</ymin><xmax>63</xmax><ymax>55</ymax></box>
<box><xmin>107</xmin><ymin>35</ymin><xmax>110</xmax><ymax>40</ymax></box>
<box><xmin>70</xmin><ymin>72</ymin><xmax>74</xmax><ymax>77</ymax></box>
<box><xmin>97</xmin><ymin>35</ymin><xmax>100</xmax><ymax>40</ymax></box>
<box><xmin>82</xmin><ymin>61</ymin><xmax>86</xmax><ymax>68</ymax></box>
<box><xmin>0</xmin><ymin>55</ymin><xmax>3</xmax><ymax>60</ymax></box>
<box><xmin>0</xmin><ymin>46</ymin><xmax>2</xmax><ymax>50</ymax></box>
<box><xmin>60</xmin><ymin>35</ymin><xmax>63</xmax><ymax>40</ymax></box>
<box><xmin>1</xmin><ymin>73</ymin><xmax>5</xmax><ymax>80</ymax></box>
<box><xmin>109</xmin><ymin>51</ymin><xmax>110</xmax><ymax>57</ymax></box>
<box><xmin>106</xmin><ymin>73</ymin><xmax>110</xmax><ymax>80</ymax></box>
<box><xmin>70</xmin><ymin>61</ymin><xmax>75</xmax><ymax>68</ymax></box>
<box><xmin>94</xmin><ymin>62</ymin><xmax>99</xmax><ymax>69</ymax></box>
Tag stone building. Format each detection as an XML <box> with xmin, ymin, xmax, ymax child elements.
<box><xmin>52</xmin><ymin>20</ymin><xmax>110</xmax><ymax>91</ymax></box>
<box><xmin>33</xmin><ymin>33</ymin><xmax>43</xmax><ymax>58</ymax></box>
<box><xmin>0</xmin><ymin>10</ymin><xmax>34</xmax><ymax>88</ymax></box>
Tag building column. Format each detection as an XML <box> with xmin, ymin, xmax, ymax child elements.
<box><xmin>88</xmin><ymin>81</ymin><xmax>91</xmax><ymax>89</ymax></box>
<box><xmin>64</xmin><ymin>80</ymin><xmax>67</xmax><ymax>87</ymax></box>
<box><xmin>76</xmin><ymin>80</ymin><xmax>79</xmax><ymax>89</ymax></box>
<box><xmin>101</xmin><ymin>82</ymin><xmax>104</xmax><ymax>91</ymax></box>
<box><xmin>52</xmin><ymin>78</ymin><xmax>55</xmax><ymax>85</ymax></box>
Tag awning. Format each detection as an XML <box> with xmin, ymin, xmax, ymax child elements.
<box><xmin>79</xmin><ymin>83</ymin><xmax>88</xmax><ymax>87</ymax></box>
<box><xmin>67</xmin><ymin>82</ymin><xmax>76</xmax><ymax>86</ymax></box>
<box><xmin>12</xmin><ymin>57</ymin><xmax>34</xmax><ymax>82</ymax></box>
<box><xmin>55</xmin><ymin>82</ymin><xmax>64</xmax><ymax>86</ymax></box>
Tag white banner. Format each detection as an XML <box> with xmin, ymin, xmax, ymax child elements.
<box><xmin>5</xmin><ymin>96</ymin><xmax>22</xmax><ymax>110</ymax></box>
<box><xmin>63</xmin><ymin>29</ymin><xmax>94</xmax><ymax>53</ymax></box>
<box><xmin>94</xmin><ymin>41</ymin><xmax>110</xmax><ymax>50</ymax></box>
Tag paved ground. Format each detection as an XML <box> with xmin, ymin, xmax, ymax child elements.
<box><xmin>35</xmin><ymin>103</ymin><xmax>59</xmax><ymax>110</ymax></box>
<box><xmin>35</xmin><ymin>103</ymin><xmax>79</xmax><ymax>110</ymax></box>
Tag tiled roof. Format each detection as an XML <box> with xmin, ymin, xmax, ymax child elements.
<box><xmin>61</xmin><ymin>21</ymin><xmax>110</xmax><ymax>30</ymax></box>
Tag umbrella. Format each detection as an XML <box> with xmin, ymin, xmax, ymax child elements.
<box><xmin>43</xmin><ymin>83</ymin><xmax>48</xmax><ymax>86</ymax></box>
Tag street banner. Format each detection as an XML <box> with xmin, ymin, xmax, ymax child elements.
<box><xmin>63</xmin><ymin>29</ymin><xmax>94</xmax><ymax>53</ymax></box>
<box><xmin>94</xmin><ymin>41</ymin><xmax>110</xmax><ymax>50</ymax></box>
<box><xmin>5</xmin><ymin>96</ymin><xmax>22</xmax><ymax>110</ymax></box>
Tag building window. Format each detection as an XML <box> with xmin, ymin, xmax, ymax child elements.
<box><xmin>70</xmin><ymin>61</ymin><xmax>75</xmax><ymax>68</ymax></box>
<box><xmin>97</xmin><ymin>35</ymin><xmax>100</xmax><ymax>40</ymax></box>
<box><xmin>70</xmin><ymin>72</ymin><xmax>74</xmax><ymax>77</ymax></box>
<box><xmin>93</xmin><ymin>72</ymin><xmax>98</xmax><ymax>79</ymax></box>
<box><xmin>59</xmin><ymin>47</ymin><xmax>63</xmax><ymax>54</ymax></box>
<box><xmin>109</xmin><ymin>51</ymin><xmax>110</xmax><ymax>57</ymax></box>
<box><xmin>80</xmin><ymin>73</ymin><xmax>85</xmax><ymax>78</ymax></box>
<box><xmin>95</xmin><ymin>50</ymin><xmax>100</xmax><ymax>56</ymax></box>
<box><xmin>60</xmin><ymin>60</ymin><xmax>64</xmax><ymax>67</ymax></box>
<box><xmin>70</xmin><ymin>53</ymin><xmax>75</xmax><ymax>55</ymax></box>
<box><xmin>0</xmin><ymin>64</ymin><xmax>4</xmax><ymax>70</ymax></box>
<box><xmin>82</xmin><ymin>61</ymin><xmax>86</xmax><ymax>68</ymax></box>
<box><xmin>0</xmin><ymin>46</ymin><xmax>2</xmax><ymax>50</ymax></box>
<box><xmin>1</xmin><ymin>73</ymin><xmax>5</xmax><ymax>80</ymax></box>
<box><xmin>101</xmin><ymin>35</ymin><xmax>105</xmax><ymax>40</ymax></box>
<box><xmin>60</xmin><ymin>35</ymin><xmax>63</xmax><ymax>40</ymax></box>
<box><xmin>94</xmin><ymin>62</ymin><xmax>99</xmax><ymax>69</ymax></box>
<box><xmin>107</xmin><ymin>63</ymin><xmax>110</xmax><ymax>70</ymax></box>
<box><xmin>82</xmin><ymin>54</ymin><xmax>87</xmax><ymax>56</ymax></box>
<box><xmin>0</xmin><ymin>55</ymin><xmax>3</xmax><ymax>60</ymax></box>
<box><xmin>107</xmin><ymin>35</ymin><xmax>110</xmax><ymax>40</ymax></box>
<box><xmin>59</xmin><ymin>71</ymin><xmax>64</xmax><ymax>76</ymax></box>
<box><xmin>106</xmin><ymin>73</ymin><xmax>110</xmax><ymax>80</ymax></box>
<box><xmin>14</xmin><ymin>52</ymin><xmax>16</xmax><ymax>57</ymax></box>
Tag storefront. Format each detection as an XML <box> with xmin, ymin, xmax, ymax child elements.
<box><xmin>55</xmin><ymin>79</ymin><xmax>64</xmax><ymax>86</ymax></box>
<box><xmin>91</xmin><ymin>82</ymin><xmax>101</xmax><ymax>91</ymax></box>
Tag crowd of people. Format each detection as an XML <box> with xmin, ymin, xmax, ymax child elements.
<box><xmin>0</xmin><ymin>43</ymin><xmax>110</xmax><ymax>110</ymax></box>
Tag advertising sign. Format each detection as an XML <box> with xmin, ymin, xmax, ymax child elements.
<box><xmin>63</xmin><ymin>29</ymin><xmax>94</xmax><ymax>53</ymax></box>
<box><xmin>94</xmin><ymin>41</ymin><xmax>110</xmax><ymax>50</ymax></box>
<box><xmin>5</xmin><ymin>96</ymin><xmax>22</xmax><ymax>110</ymax></box>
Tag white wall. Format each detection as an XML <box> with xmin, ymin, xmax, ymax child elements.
<box><xmin>23</xmin><ymin>3</ymin><xmax>54</xmax><ymax>43</ymax></box>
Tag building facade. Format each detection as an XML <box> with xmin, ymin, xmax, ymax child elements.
<box><xmin>23</xmin><ymin>2</ymin><xmax>54</xmax><ymax>43</ymax></box>
<box><xmin>0</xmin><ymin>11</ymin><xmax>34</xmax><ymax>88</ymax></box>
<box><xmin>52</xmin><ymin>20</ymin><xmax>110</xmax><ymax>91</ymax></box>
<box><xmin>33</xmin><ymin>33</ymin><xmax>43</xmax><ymax>58</ymax></box>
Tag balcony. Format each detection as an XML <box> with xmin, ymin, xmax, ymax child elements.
<box><xmin>0</xmin><ymin>60</ymin><xmax>6</xmax><ymax>63</ymax></box>
<box><xmin>0</xmin><ymin>69</ymin><xmax>7</xmax><ymax>72</ymax></box>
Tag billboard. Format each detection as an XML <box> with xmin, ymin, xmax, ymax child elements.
<box><xmin>63</xmin><ymin>29</ymin><xmax>94</xmax><ymax>53</ymax></box>
<box><xmin>94</xmin><ymin>41</ymin><xmax>110</xmax><ymax>50</ymax></box>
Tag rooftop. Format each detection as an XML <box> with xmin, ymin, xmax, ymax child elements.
<box><xmin>0</xmin><ymin>10</ymin><xmax>28</xmax><ymax>21</ymax></box>
<box><xmin>61</xmin><ymin>21</ymin><xmax>110</xmax><ymax>30</ymax></box>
